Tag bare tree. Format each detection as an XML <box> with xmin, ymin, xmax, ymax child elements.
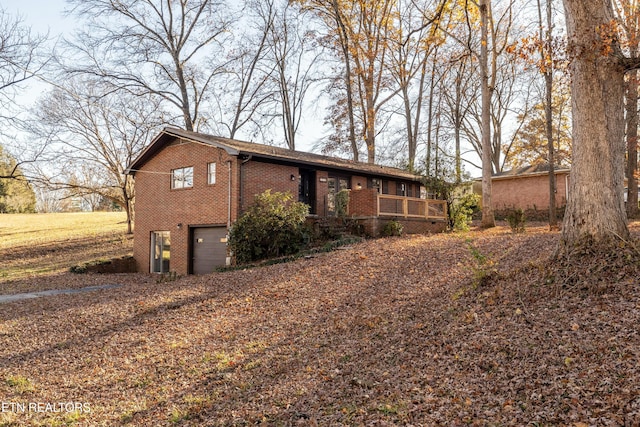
<box><xmin>33</xmin><ymin>186</ymin><xmax>63</xmax><ymax>213</ymax></box>
<box><xmin>65</xmin><ymin>0</ymin><xmax>235</xmax><ymax>132</ymax></box>
<box><xmin>254</xmin><ymin>0</ymin><xmax>321</xmax><ymax>150</ymax></box>
<box><xmin>212</xmin><ymin>0</ymin><xmax>296</xmax><ymax>143</ymax></box>
<box><xmin>389</xmin><ymin>0</ymin><xmax>448</xmax><ymax>172</ymax></box>
<box><xmin>296</xmin><ymin>0</ymin><xmax>364</xmax><ymax>161</ymax></box>
<box><xmin>30</xmin><ymin>79</ymin><xmax>164</xmax><ymax>233</ymax></box>
<box><xmin>298</xmin><ymin>0</ymin><xmax>407</xmax><ymax>164</ymax></box>
<box><xmin>479</xmin><ymin>0</ymin><xmax>496</xmax><ymax>227</ymax></box>
<box><xmin>224</xmin><ymin>42</ymin><xmax>276</xmax><ymax>141</ymax></box>
<box><xmin>443</xmin><ymin>0</ymin><xmax>520</xmax><ymax>226</ymax></box>
<box><xmin>537</xmin><ymin>0</ymin><xmax>560</xmax><ymax>228</ymax></box>
<box><xmin>0</xmin><ymin>7</ymin><xmax>48</xmax><ymax>179</ymax></box>
<box><xmin>328</xmin><ymin>0</ymin><xmax>360</xmax><ymax>161</ymax></box>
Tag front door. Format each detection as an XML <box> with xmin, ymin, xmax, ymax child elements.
<box><xmin>298</xmin><ymin>169</ymin><xmax>316</xmax><ymax>214</ymax></box>
<box><xmin>191</xmin><ymin>227</ymin><xmax>227</xmax><ymax>274</ymax></box>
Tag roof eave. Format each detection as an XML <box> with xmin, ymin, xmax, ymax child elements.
<box><xmin>125</xmin><ymin>127</ymin><xmax>241</xmax><ymax>175</ymax></box>
<box><xmin>164</xmin><ymin>128</ymin><xmax>240</xmax><ymax>156</ymax></box>
<box><xmin>238</xmin><ymin>151</ymin><xmax>421</xmax><ymax>181</ymax></box>
<box><xmin>126</xmin><ymin>127</ymin><xmax>422</xmax><ymax>182</ymax></box>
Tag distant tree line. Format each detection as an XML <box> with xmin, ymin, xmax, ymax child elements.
<box><xmin>0</xmin><ymin>145</ymin><xmax>35</xmax><ymax>213</ymax></box>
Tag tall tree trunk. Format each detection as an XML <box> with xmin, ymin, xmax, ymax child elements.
<box><xmin>455</xmin><ymin>117</ymin><xmax>462</xmax><ymax>183</ymax></box>
<box><xmin>332</xmin><ymin>0</ymin><xmax>359</xmax><ymax>162</ymax></box>
<box><xmin>123</xmin><ymin>176</ymin><xmax>134</xmax><ymax>235</ymax></box>
<box><xmin>426</xmin><ymin>58</ymin><xmax>436</xmax><ymax>177</ymax></box>
<box><xmin>173</xmin><ymin>57</ymin><xmax>194</xmax><ymax>131</ymax></box>
<box><xmin>365</xmin><ymin>80</ymin><xmax>376</xmax><ymax>164</ymax></box>
<box><xmin>404</xmin><ymin>51</ymin><xmax>429</xmax><ymax>173</ymax></box>
<box><xmin>480</xmin><ymin>0</ymin><xmax>495</xmax><ymax>228</ymax></box>
<box><xmin>560</xmin><ymin>0</ymin><xmax>629</xmax><ymax>247</ymax></box>
<box><xmin>626</xmin><ymin>70</ymin><xmax>639</xmax><ymax>218</ymax></box>
<box><xmin>402</xmin><ymin>82</ymin><xmax>415</xmax><ymax>170</ymax></box>
<box><xmin>538</xmin><ymin>0</ymin><xmax>558</xmax><ymax>229</ymax></box>
<box><xmin>545</xmin><ymin>69</ymin><xmax>558</xmax><ymax>228</ymax></box>
<box><xmin>453</xmin><ymin>61</ymin><xmax>465</xmax><ymax>184</ymax></box>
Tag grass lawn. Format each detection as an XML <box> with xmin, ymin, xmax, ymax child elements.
<box><xmin>0</xmin><ymin>212</ymin><xmax>132</xmax><ymax>290</ymax></box>
<box><xmin>0</xmin><ymin>223</ymin><xmax>639</xmax><ymax>425</ymax></box>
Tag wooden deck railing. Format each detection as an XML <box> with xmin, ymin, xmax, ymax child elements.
<box><xmin>376</xmin><ymin>194</ymin><xmax>447</xmax><ymax>219</ymax></box>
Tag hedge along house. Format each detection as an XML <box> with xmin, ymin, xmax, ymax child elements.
<box><xmin>126</xmin><ymin>127</ymin><xmax>447</xmax><ymax>275</ymax></box>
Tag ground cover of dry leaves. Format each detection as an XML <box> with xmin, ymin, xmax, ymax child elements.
<box><xmin>1</xmin><ymin>224</ymin><xmax>639</xmax><ymax>426</ymax></box>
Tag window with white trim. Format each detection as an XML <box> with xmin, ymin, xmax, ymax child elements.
<box><xmin>208</xmin><ymin>162</ymin><xmax>216</xmax><ymax>185</ymax></box>
<box><xmin>171</xmin><ymin>166</ymin><xmax>193</xmax><ymax>189</ymax></box>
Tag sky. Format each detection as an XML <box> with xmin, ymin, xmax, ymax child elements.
<box><xmin>3</xmin><ymin>0</ymin><xmax>70</xmax><ymax>36</ymax></box>
<box><xmin>3</xmin><ymin>0</ymin><xmax>74</xmax><ymax>111</ymax></box>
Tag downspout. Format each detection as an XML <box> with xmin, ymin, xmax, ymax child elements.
<box><xmin>239</xmin><ymin>155</ymin><xmax>252</xmax><ymax>214</ymax></box>
<box><xmin>226</xmin><ymin>160</ymin><xmax>233</xmax><ymax>266</ymax></box>
<box><xmin>227</xmin><ymin>160</ymin><xmax>232</xmax><ymax>230</ymax></box>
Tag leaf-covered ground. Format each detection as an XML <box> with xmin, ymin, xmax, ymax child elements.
<box><xmin>1</xmin><ymin>223</ymin><xmax>639</xmax><ymax>426</ymax></box>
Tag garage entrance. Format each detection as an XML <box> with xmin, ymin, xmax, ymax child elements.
<box><xmin>191</xmin><ymin>227</ymin><xmax>228</xmax><ymax>275</ymax></box>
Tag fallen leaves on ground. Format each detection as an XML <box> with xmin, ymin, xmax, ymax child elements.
<box><xmin>1</xmin><ymin>223</ymin><xmax>639</xmax><ymax>426</ymax></box>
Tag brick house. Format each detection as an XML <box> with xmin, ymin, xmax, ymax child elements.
<box><xmin>126</xmin><ymin>127</ymin><xmax>447</xmax><ymax>275</ymax></box>
<box><xmin>478</xmin><ymin>164</ymin><xmax>570</xmax><ymax>218</ymax></box>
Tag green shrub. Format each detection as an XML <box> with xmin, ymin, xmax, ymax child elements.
<box><xmin>506</xmin><ymin>208</ymin><xmax>526</xmax><ymax>233</ymax></box>
<box><xmin>381</xmin><ymin>219</ymin><xmax>403</xmax><ymax>237</ymax></box>
<box><xmin>229</xmin><ymin>190</ymin><xmax>309</xmax><ymax>264</ymax></box>
<box><xmin>334</xmin><ymin>189</ymin><xmax>350</xmax><ymax>218</ymax></box>
<box><xmin>450</xmin><ymin>193</ymin><xmax>480</xmax><ymax>231</ymax></box>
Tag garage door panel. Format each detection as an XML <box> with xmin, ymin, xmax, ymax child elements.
<box><xmin>192</xmin><ymin>227</ymin><xmax>227</xmax><ymax>274</ymax></box>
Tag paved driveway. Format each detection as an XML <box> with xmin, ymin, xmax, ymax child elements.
<box><xmin>0</xmin><ymin>284</ymin><xmax>123</xmax><ymax>304</ymax></box>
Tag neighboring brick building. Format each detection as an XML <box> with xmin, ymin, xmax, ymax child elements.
<box><xmin>480</xmin><ymin>164</ymin><xmax>570</xmax><ymax>218</ymax></box>
<box><xmin>126</xmin><ymin>127</ymin><xmax>447</xmax><ymax>275</ymax></box>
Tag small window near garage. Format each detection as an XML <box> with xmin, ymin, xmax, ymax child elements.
<box><xmin>172</xmin><ymin>166</ymin><xmax>193</xmax><ymax>189</ymax></box>
<box><xmin>382</xmin><ymin>180</ymin><xmax>389</xmax><ymax>194</ymax></box>
<box><xmin>208</xmin><ymin>162</ymin><xmax>216</xmax><ymax>185</ymax></box>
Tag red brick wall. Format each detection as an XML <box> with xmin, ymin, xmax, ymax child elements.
<box><xmin>349</xmin><ymin>188</ymin><xmax>378</xmax><ymax>216</ymax></box>
<box><xmin>133</xmin><ymin>139</ymin><xmax>238</xmax><ymax>274</ymax></box>
<box><xmin>492</xmin><ymin>172</ymin><xmax>569</xmax><ymax>211</ymax></box>
<box><xmin>240</xmin><ymin>161</ymin><xmax>299</xmax><ymax>212</ymax></box>
<box><xmin>350</xmin><ymin>175</ymin><xmax>367</xmax><ymax>191</ymax></box>
<box><xmin>357</xmin><ymin>217</ymin><xmax>447</xmax><ymax>236</ymax></box>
